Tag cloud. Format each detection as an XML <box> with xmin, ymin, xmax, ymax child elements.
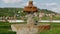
<box><xmin>2</xmin><ymin>0</ymin><xmax>22</xmax><ymax>3</ymax></box>
<box><xmin>33</xmin><ymin>2</ymin><xmax>36</xmax><ymax>5</ymax></box>
<box><xmin>40</xmin><ymin>3</ymin><xmax>57</xmax><ymax>7</ymax></box>
<box><xmin>21</xmin><ymin>2</ymin><xmax>28</xmax><ymax>6</ymax></box>
<box><xmin>49</xmin><ymin>6</ymin><xmax>60</xmax><ymax>13</ymax></box>
<box><xmin>46</xmin><ymin>3</ymin><xmax>57</xmax><ymax>6</ymax></box>
<box><xmin>38</xmin><ymin>2</ymin><xmax>60</xmax><ymax>13</ymax></box>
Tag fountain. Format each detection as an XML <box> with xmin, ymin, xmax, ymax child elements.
<box><xmin>11</xmin><ymin>0</ymin><xmax>50</xmax><ymax>34</ymax></box>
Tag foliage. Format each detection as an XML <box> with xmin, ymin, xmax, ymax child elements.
<box><xmin>0</xmin><ymin>8</ymin><xmax>58</xmax><ymax>16</ymax></box>
<box><xmin>38</xmin><ymin>23</ymin><xmax>60</xmax><ymax>34</ymax></box>
<box><xmin>0</xmin><ymin>8</ymin><xmax>23</xmax><ymax>16</ymax></box>
<box><xmin>38</xmin><ymin>9</ymin><xmax>57</xmax><ymax>14</ymax></box>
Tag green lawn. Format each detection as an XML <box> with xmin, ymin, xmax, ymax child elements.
<box><xmin>0</xmin><ymin>21</ymin><xmax>16</xmax><ymax>34</ymax></box>
<box><xmin>0</xmin><ymin>21</ymin><xmax>60</xmax><ymax>34</ymax></box>
<box><xmin>38</xmin><ymin>22</ymin><xmax>60</xmax><ymax>34</ymax></box>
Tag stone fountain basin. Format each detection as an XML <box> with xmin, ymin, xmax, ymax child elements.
<box><xmin>11</xmin><ymin>24</ymin><xmax>50</xmax><ymax>34</ymax></box>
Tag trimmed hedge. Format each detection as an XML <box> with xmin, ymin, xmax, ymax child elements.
<box><xmin>0</xmin><ymin>21</ymin><xmax>16</xmax><ymax>34</ymax></box>
<box><xmin>0</xmin><ymin>25</ymin><xmax>11</xmax><ymax>28</ymax></box>
<box><xmin>0</xmin><ymin>31</ymin><xmax>16</xmax><ymax>34</ymax></box>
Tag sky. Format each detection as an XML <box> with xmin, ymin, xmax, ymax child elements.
<box><xmin>0</xmin><ymin>0</ymin><xmax>60</xmax><ymax>13</ymax></box>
